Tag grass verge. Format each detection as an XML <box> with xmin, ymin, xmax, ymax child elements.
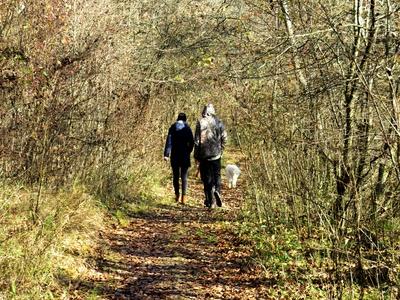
<box><xmin>237</xmin><ymin>218</ymin><xmax>400</xmax><ymax>299</ymax></box>
<box><xmin>0</xmin><ymin>182</ymin><xmax>103</xmax><ymax>299</ymax></box>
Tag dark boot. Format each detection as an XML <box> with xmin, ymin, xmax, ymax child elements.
<box><xmin>204</xmin><ymin>196</ymin><xmax>211</xmax><ymax>208</ymax></box>
<box><xmin>214</xmin><ymin>190</ymin><xmax>222</xmax><ymax>207</ymax></box>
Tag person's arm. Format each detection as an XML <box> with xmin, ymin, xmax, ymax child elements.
<box><xmin>163</xmin><ymin>127</ymin><xmax>172</xmax><ymax>159</ymax></box>
<box><xmin>188</xmin><ymin>126</ymin><xmax>194</xmax><ymax>153</ymax></box>
<box><xmin>193</xmin><ymin>121</ymin><xmax>201</xmax><ymax>160</ymax></box>
<box><xmin>220</xmin><ymin>121</ymin><xmax>227</xmax><ymax>151</ymax></box>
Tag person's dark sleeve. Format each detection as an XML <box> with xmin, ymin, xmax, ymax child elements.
<box><xmin>164</xmin><ymin>127</ymin><xmax>172</xmax><ymax>157</ymax></box>
<box><xmin>188</xmin><ymin>126</ymin><xmax>194</xmax><ymax>153</ymax></box>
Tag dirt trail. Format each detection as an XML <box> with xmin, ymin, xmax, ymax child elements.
<box><xmin>73</xmin><ymin>174</ymin><xmax>271</xmax><ymax>299</ymax></box>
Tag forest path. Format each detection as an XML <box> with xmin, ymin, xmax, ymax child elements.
<box><xmin>74</xmin><ymin>168</ymin><xmax>271</xmax><ymax>299</ymax></box>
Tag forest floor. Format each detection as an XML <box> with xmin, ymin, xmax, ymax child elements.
<box><xmin>70</xmin><ymin>171</ymin><xmax>273</xmax><ymax>299</ymax></box>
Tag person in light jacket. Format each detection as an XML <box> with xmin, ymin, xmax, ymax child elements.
<box><xmin>194</xmin><ymin>104</ymin><xmax>227</xmax><ymax>208</ymax></box>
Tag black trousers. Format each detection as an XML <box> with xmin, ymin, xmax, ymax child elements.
<box><xmin>172</xmin><ymin>165</ymin><xmax>189</xmax><ymax>196</ymax></box>
<box><xmin>199</xmin><ymin>158</ymin><xmax>221</xmax><ymax>206</ymax></box>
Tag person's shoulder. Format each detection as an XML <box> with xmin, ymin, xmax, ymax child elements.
<box><xmin>215</xmin><ymin>115</ymin><xmax>224</xmax><ymax>124</ymax></box>
<box><xmin>169</xmin><ymin>123</ymin><xmax>177</xmax><ymax>132</ymax></box>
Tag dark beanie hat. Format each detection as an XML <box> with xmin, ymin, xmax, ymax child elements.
<box><xmin>177</xmin><ymin>112</ymin><xmax>187</xmax><ymax>122</ymax></box>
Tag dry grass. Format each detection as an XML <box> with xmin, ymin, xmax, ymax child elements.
<box><xmin>0</xmin><ymin>182</ymin><xmax>104</xmax><ymax>299</ymax></box>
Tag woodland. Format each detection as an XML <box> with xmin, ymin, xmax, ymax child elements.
<box><xmin>0</xmin><ymin>0</ymin><xmax>399</xmax><ymax>299</ymax></box>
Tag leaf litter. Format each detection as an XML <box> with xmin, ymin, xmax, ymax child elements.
<box><xmin>72</xmin><ymin>175</ymin><xmax>271</xmax><ymax>299</ymax></box>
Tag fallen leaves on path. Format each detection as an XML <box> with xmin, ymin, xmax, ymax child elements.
<box><xmin>72</xmin><ymin>177</ymin><xmax>272</xmax><ymax>299</ymax></box>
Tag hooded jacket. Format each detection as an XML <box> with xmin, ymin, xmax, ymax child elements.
<box><xmin>194</xmin><ymin>104</ymin><xmax>227</xmax><ymax>161</ymax></box>
<box><xmin>164</xmin><ymin>120</ymin><xmax>194</xmax><ymax>167</ymax></box>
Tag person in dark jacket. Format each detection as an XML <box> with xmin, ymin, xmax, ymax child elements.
<box><xmin>194</xmin><ymin>104</ymin><xmax>227</xmax><ymax>208</ymax></box>
<box><xmin>164</xmin><ymin>112</ymin><xmax>194</xmax><ymax>204</ymax></box>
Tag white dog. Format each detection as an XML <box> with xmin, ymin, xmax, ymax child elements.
<box><xmin>225</xmin><ymin>164</ymin><xmax>241</xmax><ymax>188</ymax></box>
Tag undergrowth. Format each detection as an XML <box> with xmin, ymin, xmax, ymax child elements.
<box><xmin>237</xmin><ymin>216</ymin><xmax>400</xmax><ymax>299</ymax></box>
<box><xmin>0</xmin><ymin>182</ymin><xmax>103</xmax><ymax>299</ymax></box>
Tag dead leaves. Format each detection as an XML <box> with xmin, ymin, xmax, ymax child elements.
<box><xmin>72</xmin><ymin>175</ymin><xmax>271</xmax><ymax>299</ymax></box>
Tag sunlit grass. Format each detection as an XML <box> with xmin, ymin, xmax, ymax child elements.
<box><xmin>0</xmin><ymin>183</ymin><xmax>104</xmax><ymax>299</ymax></box>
